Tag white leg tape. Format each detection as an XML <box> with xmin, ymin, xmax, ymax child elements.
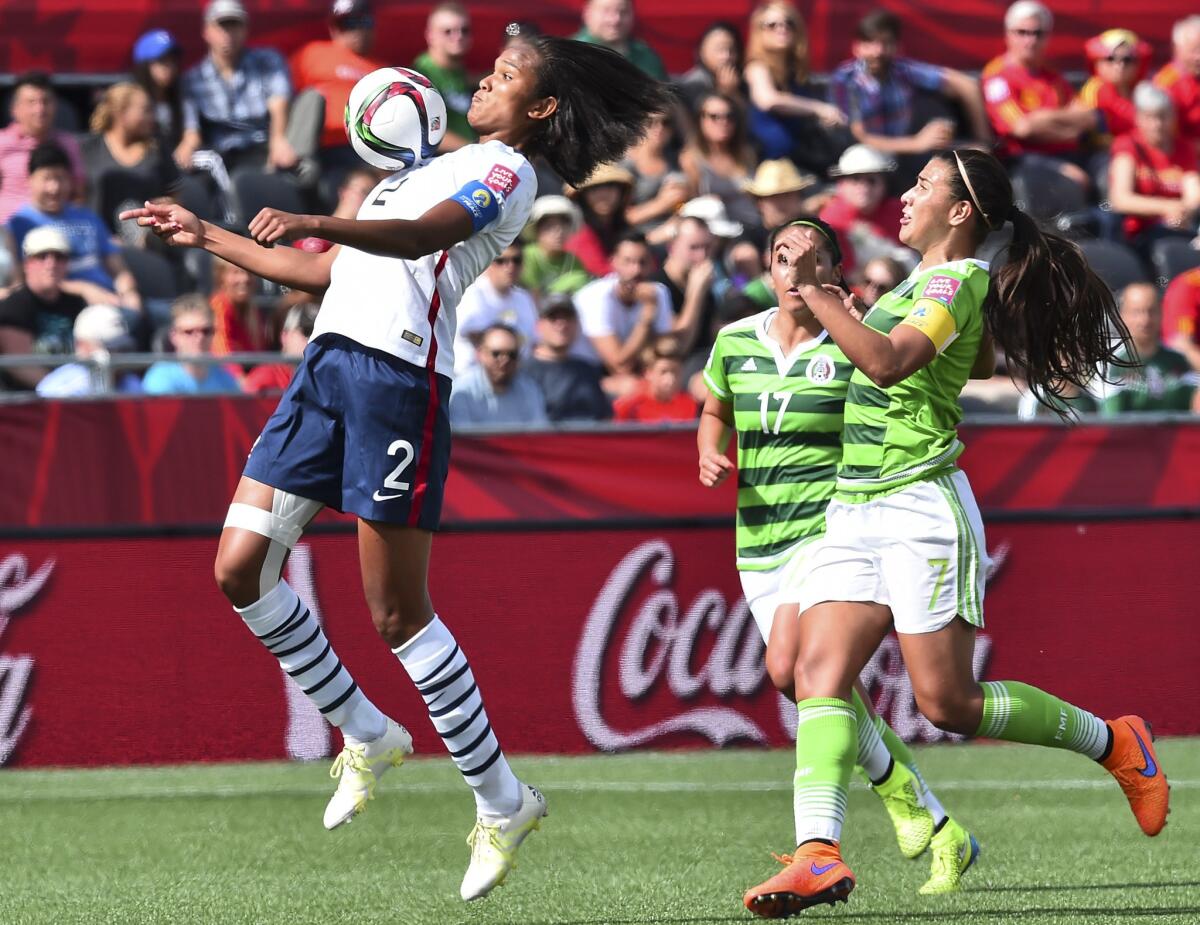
<box><xmin>224</xmin><ymin>503</ymin><xmax>306</xmax><ymax>548</ymax></box>
<box><xmin>223</xmin><ymin>492</ymin><xmax>324</xmax><ymax>599</ymax></box>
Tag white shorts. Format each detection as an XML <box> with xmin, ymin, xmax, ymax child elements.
<box><xmin>789</xmin><ymin>470</ymin><xmax>989</xmax><ymax>635</ymax></box>
<box><xmin>739</xmin><ymin>537</ymin><xmax>821</xmax><ymax>642</ymax></box>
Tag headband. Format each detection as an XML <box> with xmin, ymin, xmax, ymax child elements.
<box><xmin>952</xmin><ymin>151</ymin><xmax>992</xmax><ymax>229</ymax></box>
<box><xmin>785</xmin><ymin>219</ymin><xmax>843</xmax><ymax>266</ymax></box>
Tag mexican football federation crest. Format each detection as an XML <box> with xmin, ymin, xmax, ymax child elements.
<box><xmin>805</xmin><ymin>354</ymin><xmax>835</xmax><ymax>385</ymax></box>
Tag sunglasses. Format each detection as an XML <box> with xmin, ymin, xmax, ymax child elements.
<box><xmin>1008</xmin><ymin>28</ymin><xmax>1046</xmax><ymax>39</ymax></box>
<box><xmin>703</xmin><ymin>111</ymin><xmax>735</xmax><ymax>122</ymax></box>
<box><xmin>1104</xmin><ymin>55</ymin><xmax>1137</xmax><ymax>65</ymax></box>
<box><xmin>493</xmin><ymin>255</ymin><xmax>523</xmax><ymax>266</ymax></box>
<box><xmin>761</xmin><ymin>19</ymin><xmax>796</xmax><ymax>31</ymax></box>
<box><xmin>486</xmin><ymin>348</ymin><xmax>518</xmax><ymax>359</ymax></box>
<box><xmin>440</xmin><ymin>25</ymin><xmax>470</xmax><ymax>35</ymax></box>
<box><xmin>863</xmin><ymin>278</ymin><xmax>892</xmax><ymax>289</ymax></box>
<box><xmin>175</xmin><ymin>325</ymin><xmax>215</xmax><ymax>336</ymax></box>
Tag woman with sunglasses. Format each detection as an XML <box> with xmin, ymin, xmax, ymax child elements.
<box><xmin>741</xmin><ymin>148</ymin><xmax>1168</xmax><ymax>917</ymax></box>
<box><xmin>123</xmin><ymin>31</ymin><xmax>670</xmax><ymax>902</ymax></box>
<box><xmin>681</xmin><ymin>91</ymin><xmax>760</xmax><ymax>230</ymax></box>
<box><xmin>1076</xmin><ymin>28</ymin><xmax>1152</xmax><ymax>147</ymax></box>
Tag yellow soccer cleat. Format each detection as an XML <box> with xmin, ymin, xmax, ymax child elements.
<box><xmin>919</xmin><ymin>817</ymin><xmax>980</xmax><ymax>895</ymax></box>
<box><xmin>872</xmin><ymin>761</ymin><xmax>935</xmax><ymax>859</ymax></box>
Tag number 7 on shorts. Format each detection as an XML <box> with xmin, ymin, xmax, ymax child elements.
<box><xmin>927</xmin><ymin>558</ymin><xmax>950</xmax><ymax>611</ymax></box>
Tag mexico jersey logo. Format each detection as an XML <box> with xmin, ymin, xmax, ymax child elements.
<box><xmin>806</xmin><ymin>354</ymin><xmax>836</xmax><ymax>385</ymax></box>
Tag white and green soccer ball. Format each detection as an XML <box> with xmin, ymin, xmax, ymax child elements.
<box><xmin>344</xmin><ymin>67</ymin><xmax>448</xmax><ymax>171</ymax></box>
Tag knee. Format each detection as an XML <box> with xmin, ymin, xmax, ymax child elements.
<box><xmin>213</xmin><ymin>548</ymin><xmax>261</xmax><ymax>609</ymax></box>
<box><xmin>792</xmin><ymin>650</ymin><xmax>848</xmax><ymax>701</ymax></box>
<box><xmin>365</xmin><ymin>595</ymin><xmax>433</xmax><ymax>649</ymax></box>
<box><xmin>914</xmin><ymin>685</ymin><xmax>979</xmax><ymax>736</ymax></box>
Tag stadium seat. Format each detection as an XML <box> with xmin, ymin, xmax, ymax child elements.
<box><xmin>1011</xmin><ymin>160</ymin><xmax>1088</xmax><ymax>228</ymax></box>
<box><xmin>123</xmin><ymin>246</ymin><xmax>183</xmax><ymax>330</ymax></box>
<box><xmin>1076</xmin><ymin>239</ymin><xmax>1148</xmax><ymax>293</ymax></box>
<box><xmin>1151</xmin><ymin>237</ymin><xmax>1200</xmax><ymax>286</ymax></box>
<box><xmin>977</xmin><ymin>224</ymin><xmax>1013</xmax><ymax>272</ymax></box>
<box><xmin>233</xmin><ymin>170</ymin><xmax>306</xmax><ymax>227</ymax></box>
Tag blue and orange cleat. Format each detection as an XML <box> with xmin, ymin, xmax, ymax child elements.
<box><xmin>743</xmin><ymin>842</ymin><xmax>855</xmax><ymax>918</ymax></box>
<box><xmin>1101</xmin><ymin>715</ymin><xmax>1169</xmax><ymax>836</ymax></box>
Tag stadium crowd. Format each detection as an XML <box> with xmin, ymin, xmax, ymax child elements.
<box><xmin>0</xmin><ymin>0</ymin><xmax>1198</xmax><ymax>421</ymax></box>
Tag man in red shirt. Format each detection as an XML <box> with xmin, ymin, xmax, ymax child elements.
<box><xmin>1153</xmin><ymin>16</ymin><xmax>1200</xmax><ymax>154</ymax></box>
<box><xmin>613</xmin><ymin>337</ymin><xmax>698</xmax><ymax>422</ymax></box>
<box><xmin>1162</xmin><ymin>267</ymin><xmax>1200</xmax><ymax>371</ymax></box>
<box><xmin>980</xmin><ymin>1</ymin><xmax>1094</xmax><ymax>184</ymax></box>
<box><xmin>819</xmin><ymin>144</ymin><xmax>911</xmax><ymax>278</ymax></box>
<box><xmin>290</xmin><ymin>0</ymin><xmax>384</xmax><ymax>180</ymax></box>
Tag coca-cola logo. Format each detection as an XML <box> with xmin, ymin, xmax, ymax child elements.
<box><xmin>0</xmin><ymin>552</ymin><xmax>54</xmax><ymax>766</ymax></box>
<box><xmin>573</xmin><ymin>538</ymin><xmax>1007</xmax><ymax>752</ymax></box>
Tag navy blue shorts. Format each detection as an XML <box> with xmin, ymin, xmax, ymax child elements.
<box><xmin>244</xmin><ymin>333</ymin><xmax>452</xmax><ymax>529</ymax></box>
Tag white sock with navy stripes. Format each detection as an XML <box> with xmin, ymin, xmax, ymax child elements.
<box><xmin>236</xmin><ymin>580</ymin><xmax>387</xmax><ymax>743</ymax></box>
<box><xmin>394</xmin><ymin>615</ymin><xmax>522</xmax><ymax>818</ymax></box>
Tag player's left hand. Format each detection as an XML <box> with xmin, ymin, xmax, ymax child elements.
<box><xmin>698</xmin><ymin>450</ymin><xmax>734</xmax><ymax>488</ymax></box>
<box><xmin>247</xmin><ymin>208</ymin><xmax>315</xmax><ymax>247</ymax></box>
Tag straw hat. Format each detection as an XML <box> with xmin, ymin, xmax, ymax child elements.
<box><xmin>743</xmin><ymin>159</ymin><xmax>818</xmax><ymax>198</ymax></box>
<box><xmin>568</xmin><ymin>162</ymin><xmax>635</xmax><ymax>195</ymax></box>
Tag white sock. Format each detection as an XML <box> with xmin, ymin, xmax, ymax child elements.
<box><xmin>394</xmin><ymin>615</ymin><xmax>522</xmax><ymax>817</ymax></box>
<box><xmin>911</xmin><ymin>765</ymin><xmax>948</xmax><ymax>827</ymax></box>
<box><xmin>236</xmin><ymin>580</ymin><xmax>387</xmax><ymax>743</ymax></box>
<box><xmin>856</xmin><ymin>711</ymin><xmax>893</xmax><ymax>782</ymax></box>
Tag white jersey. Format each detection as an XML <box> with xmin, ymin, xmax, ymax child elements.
<box><xmin>312</xmin><ymin>140</ymin><xmax>538</xmax><ymax>379</ymax></box>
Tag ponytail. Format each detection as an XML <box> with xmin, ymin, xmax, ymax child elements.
<box><xmin>983</xmin><ymin>207</ymin><xmax>1129</xmax><ymax>410</ymax></box>
<box><xmin>937</xmin><ymin>149</ymin><xmax>1131</xmax><ymax>414</ymax></box>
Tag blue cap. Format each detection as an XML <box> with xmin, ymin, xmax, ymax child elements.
<box><xmin>133</xmin><ymin>30</ymin><xmax>179</xmax><ymax>65</ymax></box>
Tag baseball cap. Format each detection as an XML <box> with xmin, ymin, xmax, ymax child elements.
<box><xmin>22</xmin><ymin>226</ymin><xmax>71</xmax><ymax>258</ymax></box>
<box><xmin>73</xmin><ymin>304</ymin><xmax>135</xmax><ymax>351</ymax></box>
<box><xmin>678</xmin><ymin>195</ymin><xmax>743</xmax><ymax>239</ymax></box>
<box><xmin>133</xmin><ymin>30</ymin><xmax>180</xmax><ymax>65</ymax></box>
<box><xmin>828</xmin><ymin>144</ymin><xmax>897</xmax><ymax>178</ymax></box>
<box><xmin>204</xmin><ymin>0</ymin><xmax>248</xmax><ymax>24</ymax></box>
<box><xmin>529</xmin><ymin>195</ymin><xmax>582</xmax><ymax>233</ymax></box>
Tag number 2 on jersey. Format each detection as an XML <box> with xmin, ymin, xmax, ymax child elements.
<box><xmin>373</xmin><ymin>439</ymin><xmax>415</xmax><ymax>502</ymax></box>
<box><xmin>757</xmin><ymin>391</ymin><xmax>792</xmax><ymax>434</ymax></box>
<box><xmin>372</xmin><ymin>175</ymin><xmax>408</xmax><ymax>207</ymax></box>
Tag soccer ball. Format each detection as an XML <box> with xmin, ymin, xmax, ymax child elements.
<box><xmin>344</xmin><ymin>67</ymin><xmax>448</xmax><ymax>171</ymax></box>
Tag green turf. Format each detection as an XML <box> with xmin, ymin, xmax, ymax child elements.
<box><xmin>0</xmin><ymin>740</ymin><xmax>1195</xmax><ymax>925</ymax></box>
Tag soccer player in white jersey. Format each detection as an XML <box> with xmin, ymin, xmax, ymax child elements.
<box><xmin>122</xmin><ymin>32</ymin><xmax>670</xmax><ymax>902</ymax></box>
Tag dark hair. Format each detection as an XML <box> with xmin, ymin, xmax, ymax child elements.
<box><xmin>480</xmin><ymin>322</ymin><xmax>520</xmax><ymax>344</ymax></box>
<box><xmin>516</xmin><ymin>32</ymin><xmax>675</xmax><ymax>187</ymax></box>
<box><xmin>767</xmin><ymin>216</ymin><xmax>844</xmax><ymax>267</ymax></box>
<box><xmin>690</xmin><ymin>91</ymin><xmax>755</xmax><ymax>171</ymax></box>
<box><xmin>28</xmin><ymin>141</ymin><xmax>71</xmax><ymax>175</ymax></box>
<box><xmin>696</xmin><ymin>21</ymin><xmax>743</xmax><ymax>71</ymax></box>
<box><xmin>132</xmin><ymin>60</ymin><xmax>183</xmax><ymax>150</ymax></box>
<box><xmin>12</xmin><ymin>71</ymin><xmax>52</xmax><ymax>97</ymax></box>
<box><xmin>937</xmin><ymin>148</ymin><xmax>1130</xmax><ymax>410</ymax></box>
<box><xmin>647</xmin><ymin>335</ymin><xmax>685</xmax><ymax>363</ymax></box>
<box><xmin>614</xmin><ymin>229</ymin><xmax>650</xmax><ymax>252</ymax></box>
<box><xmin>857</xmin><ymin>9</ymin><xmax>901</xmax><ymax>41</ymax></box>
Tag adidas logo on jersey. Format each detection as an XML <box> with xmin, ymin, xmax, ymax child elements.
<box><xmin>740</xmin><ymin>358</ymin><xmax>758</xmax><ymax>372</ymax></box>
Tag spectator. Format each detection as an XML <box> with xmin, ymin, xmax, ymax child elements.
<box><xmin>293</xmin><ymin>167</ymin><xmax>380</xmax><ymax>253</ymax></box>
<box><xmin>981</xmin><ymin>2</ymin><xmax>1095</xmax><ymax>186</ymax></box>
<box><xmin>454</xmin><ymin>243</ymin><xmax>539</xmax><ymax>374</ymax></box>
<box><xmin>573</xmin><ymin>232</ymin><xmax>694</xmax><ymax>383</ymax></box>
<box><xmin>573</xmin><ymin>0</ymin><xmax>667</xmax><ymax>80</ymax></box>
<box><xmin>7</xmin><ymin>143</ymin><xmax>140</xmax><ymax>311</ymax></box>
<box><xmin>413</xmin><ymin>2</ymin><xmax>476</xmax><ymax>153</ymax></box>
<box><xmin>0</xmin><ymin>72</ymin><xmax>87</xmax><ymax>224</ymax></box>
<box><xmin>527</xmin><ymin>294</ymin><xmax>611</xmax><ymax>422</ymax></box>
<box><xmin>680</xmin><ymin>92</ymin><xmax>761</xmax><ymax>231</ymax></box>
<box><xmin>242</xmin><ymin>301</ymin><xmax>318</xmax><ymax>393</ymax></box>
<box><xmin>1153</xmin><ymin>16</ymin><xmax>1200</xmax><ymax>152</ymax></box>
<box><xmin>613</xmin><ymin>337</ymin><xmax>698</xmax><ymax>422</ymax></box>
<box><xmin>565</xmin><ymin>162</ymin><xmax>634</xmax><ymax>277</ymax></box>
<box><xmin>819</xmin><ymin>144</ymin><xmax>914</xmax><ymax>277</ymax></box>
<box><xmin>0</xmin><ymin>227</ymin><xmax>87</xmax><ymax>388</ymax></box>
<box><xmin>743</xmin><ymin>157</ymin><xmax>817</xmax><ymax>230</ymax></box>
<box><xmin>622</xmin><ymin>110</ymin><xmax>689</xmax><ymax>234</ymax></box>
<box><xmin>1017</xmin><ymin>381</ymin><xmax>1099</xmax><ymax>420</ymax></box>
<box><xmin>291</xmin><ymin>0</ymin><xmax>385</xmax><ymax>180</ymax></box>
<box><xmin>676</xmin><ymin>22</ymin><xmax>746</xmax><ymax>114</ymax></box>
<box><xmin>743</xmin><ymin>1</ymin><xmax>849</xmax><ymax>175</ymax></box>
<box><xmin>36</xmin><ymin>303</ymin><xmax>142</xmax><ymax>397</ymax></box>
<box><xmin>1076</xmin><ymin>29</ymin><xmax>1151</xmax><ymax>148</ymax></box>
<box><xmin>1097</xmin><ymin>282</ymin><xmax>1198</xmax><ymax>413</ymax></box>
<box><xmin>1162</xmin><ymin>266</ymin><xmax>1200</xmax><ymax>370</ymax></box>
<box><xmin>177</xmin><ymin>0</ymin><xmax>296</xmax><ymax>176</ymax></box>
<box><xmin>855</xmin><ymin>255</ymin><xmax>907</xmax><ymax>308</ymax></box>
<box><xmin>210</xmin><ymin>257</ymin><xmax>267</xmax><ymax>355</ymax></box>
<box><xmin>81</xmin><ymin>82</ymin><xmax>183</xmax><ymax>236</ymax></box>
<box><xmin>132</xmin><ymin>30</ymin><xmax>186</xmax><ymax>152</ymax></box>
<box><xmin>830</xmin><ymin>9</ymin><xmax>990</xmax><ymax>161</ymax></box>
<box><xmin>142</xmin><ymin>294</ymin><xmax>240</xmax><ymax>394</ymax></box>
<box><xmin>1108</xmin><ymin>83</ymin><xmax>1200</xmax><ymax>263</ymax></box>
<box><xmin>449</xmin><ymin>323</ymin><xmax>549</xmax><ymax>427</ymax></box>
<box><xmin>652</xmin><ymin>216</ymin><xmax>718</xmax><ymax>362</ymax></box>
<box><xmin>521</xmin><ymin>195</ymin><xmax>593</xmax><ymax>299</ymax></box>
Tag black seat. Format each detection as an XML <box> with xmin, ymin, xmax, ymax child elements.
<box><xmin>1151</xmin><ymin>237</ymin><xmax>1200</xmax><ymax>286</ymax></box>
<box><xmin>123</xmin><ymin>246</ymin><xmax>183</xmax><ymax>330</ymax></box>
<box><xmin>1011</xmin><ymin>160</ymin><xmax>1088</xmax><ymax>226</ymax></box>
<box><xmin>1077</xmin><ymin>239</ymin><xmax>1149</xmax><ymax>293</ymax></box>
<box><xmin>233</xmin><ymin>170</ymin><xmax>306</xmax><ymax>226</ymax></box>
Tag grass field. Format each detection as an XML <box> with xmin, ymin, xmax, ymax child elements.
<box><xmin>1</xmin><ymin>740</ymin><xmax>1196</xmax><ymax>925</ymax></box>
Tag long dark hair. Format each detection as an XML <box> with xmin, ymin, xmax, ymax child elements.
<box><xmin>937</xmin><ymin>148</ymin><xmax>1130</xmax><ymax>409</ymax></box>
<box><xmin>518</xmin><ymin>33</ymin><xmax>675</xmax><ymax>187</ymax></box>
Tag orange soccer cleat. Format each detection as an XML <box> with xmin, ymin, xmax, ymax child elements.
<box><xmin>1101</xmin><ymin>715</ymin><xmax>1169</xmax><ymax>837</ymax></box>
<box><xmin>743</xmin><ymin>842</ymin><xmax>855</xmax><ymax>919</ymax></box>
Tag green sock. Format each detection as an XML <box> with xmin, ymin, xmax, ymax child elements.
<box><xmin>977</xmin><ymin>680</ymin><xmax>1109</xmax><ymax>759</ymax></box>
<box><xmin>793</xmin><ymin>697</ymin><xmax>857</xmax><ymax>845</ymax></box>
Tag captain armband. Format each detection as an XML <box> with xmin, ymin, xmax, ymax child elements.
<box><xmin>899</xmin><ymin>298</ymin><xmax>959</xmax><ymax>353</ymax></box>
<box><xmin>450</xmin><ymin>180</ymin><xmax>502</xmax><ymax>232</ymax></box>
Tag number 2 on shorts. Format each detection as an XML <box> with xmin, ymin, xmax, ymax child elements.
<box><xmin>372</xmin><ymin>439</ymin><xmax>415</xmax><ymax>502</ymax></box>
<box><xmin>927</xmin><ymin>557</ymin><xmax>950</xmax><ymax>611</ymax></box>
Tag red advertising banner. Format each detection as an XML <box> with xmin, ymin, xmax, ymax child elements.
<box><xmin>2</xmin><ymin>519</ymin><xmax>1196</xmax><ymax>768</ymax></box>
<box><xmin>0</xmin><ymin>398</ymin><xmax>1196</xmax><ymax>530</ymax></box>
<box><xmin>0</xmin><ymin>1</ymin><xmax>1184</xmax><ymax>82</ymax></box>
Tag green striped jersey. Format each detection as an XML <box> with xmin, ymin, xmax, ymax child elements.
<box><xmin>703</xmin><ymin>309</ymin><xmax>850</xmax><ymax>570</ymax></box>
<box><xmin>839</xmin><ymin>259</ymin><xmax>988</xmax><ymax>495</ymax></box>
